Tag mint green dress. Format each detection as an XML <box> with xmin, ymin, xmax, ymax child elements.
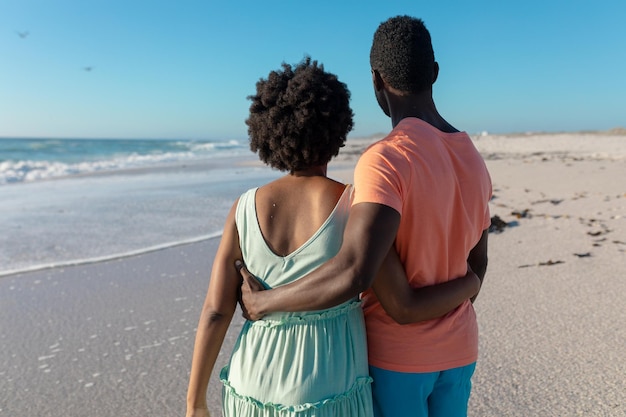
<box><xmin>220</xmin><ymin>185</ymin><xmax>373</xmax><ymax>416</ymax></box>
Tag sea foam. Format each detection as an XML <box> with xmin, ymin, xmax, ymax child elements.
<box><xmin>0</xmin><ymin>152</ymin><xmax>196</xmax><ymax>184</ymax></box>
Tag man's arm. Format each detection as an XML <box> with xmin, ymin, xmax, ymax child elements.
<box><xmin>467</xmin><ymin>229</ymin><xmax>489</xmax><ymax>303</ymax></box>
<box><xmin>238</xmin><ymin>202</ymin><xmax>400</xmax><ymax>319</ymax></box>
<box><xmin>372</xmin><ymin>248</ymin><xmax>480</xmax><ymax>324</ymax></box>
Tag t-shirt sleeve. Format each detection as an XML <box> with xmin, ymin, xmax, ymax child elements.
<box><xmin>353</xmin><ymin>144</ymin><xmax>404</xmax><ymax>215</ymax></box>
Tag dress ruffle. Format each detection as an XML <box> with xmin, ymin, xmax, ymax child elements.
<box><xmin>221</xmin><ymin>369</ymin><xmax>373</xmax><ymax>416</ymax></box>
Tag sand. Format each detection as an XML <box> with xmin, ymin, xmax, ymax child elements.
<box><xmin>1</xmin><ymin>132</ymin><xmax>624</xmax><ymax>416</ymax></box>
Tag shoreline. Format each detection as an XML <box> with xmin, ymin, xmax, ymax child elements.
<box><xmin>0</xmin><ymin>154</ymin><xmax>282</xmax><ymax>276</ymax></box>
<box><xmin>3</xmin><ymin>132</ymin><xmax>624</xmax><ymax>277</ymax></box>
<box><xmin>0</xmin><ymin>232</ymin><xmax>222</xmax><ymax>279</ymax></box>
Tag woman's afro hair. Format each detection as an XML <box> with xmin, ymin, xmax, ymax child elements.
<box><xmin>246</xmin><ymin>56</ymin><xmax>353</xmax><ymax>172</ymax></box>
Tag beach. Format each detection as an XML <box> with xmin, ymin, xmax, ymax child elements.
<box><xmin>1</xmin><ymin>132</ymin><xmax>625</xmax><ymax>416</ymax></box>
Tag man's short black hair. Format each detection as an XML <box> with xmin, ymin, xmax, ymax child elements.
<box><xmin>246</xmin><ymin>57</ymin><xmax>353</xmax><ymax>172</ymax></box>
<box><xmin>370</xmin><ymin>15</ymin><xmax>435</xmax><ymax>94</ymax></box>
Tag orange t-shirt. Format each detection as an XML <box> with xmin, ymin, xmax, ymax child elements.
<box><xmin>354</xmin><ymin>118</ymin><xmax>492</xmax><ymax>373</ymax></box>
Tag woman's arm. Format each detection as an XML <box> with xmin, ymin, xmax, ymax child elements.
<box><xmin>372</xmin><ymin>248</ymin><xmax>480</xmax><ymax>325</ymax></box>
<box><xmin>186</xmin><ymin>202</ymin><xmax>242</xmax><ymax>417</ymax></box>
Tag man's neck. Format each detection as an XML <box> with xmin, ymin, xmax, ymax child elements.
<box><xmin>389</xmin><ymin>91</ymin><xmax>458</xmax><ymax>134</ymax></box>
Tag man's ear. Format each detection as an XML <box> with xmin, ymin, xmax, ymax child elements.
<box><xmin>432</xmin><ymin>62</ymin><xmax>440</xmax><ymax>84</ymax></box>
<box><xmin>372</xmin><ymin>69</ymin><xmax>385</xmax><ymax>91</ymax></box>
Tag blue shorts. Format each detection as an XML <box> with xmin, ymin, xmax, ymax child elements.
<box><xmin>369</xmin><ymin>363</ymin><xmax>476</xmax><ymax>417</ymax></box>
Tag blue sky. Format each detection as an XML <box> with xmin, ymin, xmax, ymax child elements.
<box><xmin>1</xmin><ymin>0</ymin><xmax>625</xmax><ymax>140</ymax></box>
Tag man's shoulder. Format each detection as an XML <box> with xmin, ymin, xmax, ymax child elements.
<box><xmin>358</xmin><ymin>137</ymin><xmax>406</xmax><ymax>167</ymax></box>
<box><xmin>355</xmin><ymin>138</ymin><xmax>411</xmax><ymax>184</ymax></box>
<box><xmin>361</xmin><ymin>130</ymin><xmax>407</xmax><ymax>156</ymax></box>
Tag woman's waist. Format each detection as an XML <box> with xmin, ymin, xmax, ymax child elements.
<box><xmin>233</xmin><ymin>300</ymin><xmax>368</xmax><ymax>367</ymax></box>
<box><xmin>253</xmin><ymin>298</ymin><xmax>362</xmax><ymax>327</ymax></box>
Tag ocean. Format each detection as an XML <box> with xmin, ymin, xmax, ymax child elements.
<box><xmin>0</xmin><ymin>137</ymin><xmax>282</xmax><ymax>276</ymax></box>
<box><xmin>0</xmin><ymin>137</ymin><xmax>249</xmax><ymax>184</ymax></box>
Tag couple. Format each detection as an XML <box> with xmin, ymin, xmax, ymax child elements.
<box><xmin>186</xmin><ymin>15</ymin><xmax>492</xmax><ymax>417</ymax></box>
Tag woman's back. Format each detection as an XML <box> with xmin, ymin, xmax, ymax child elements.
<box><xmin>254</xmin><ymin>175</ymin><xmax>347</xmax><ymax>257</ymax></box>
<box><xmin>234</xmin><ymin>174</ymin><xmax>353</xmax><ymax>292</ymax></box>
<box><xmin>221</xmin><ymin>178</ymin><xmax>373</xmax><ymax>415</ymax></box>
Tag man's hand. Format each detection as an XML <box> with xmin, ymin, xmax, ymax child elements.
<box><xmin>236</xmin><ymin>260</ymin><xmax>266</xmax><ymax>321</ymax></box>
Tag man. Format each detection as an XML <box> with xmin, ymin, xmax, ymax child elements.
<box><xmin>238</xmin><ymin>15</ymin><xmax>491</xmax><ymax>417</ymax></box>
